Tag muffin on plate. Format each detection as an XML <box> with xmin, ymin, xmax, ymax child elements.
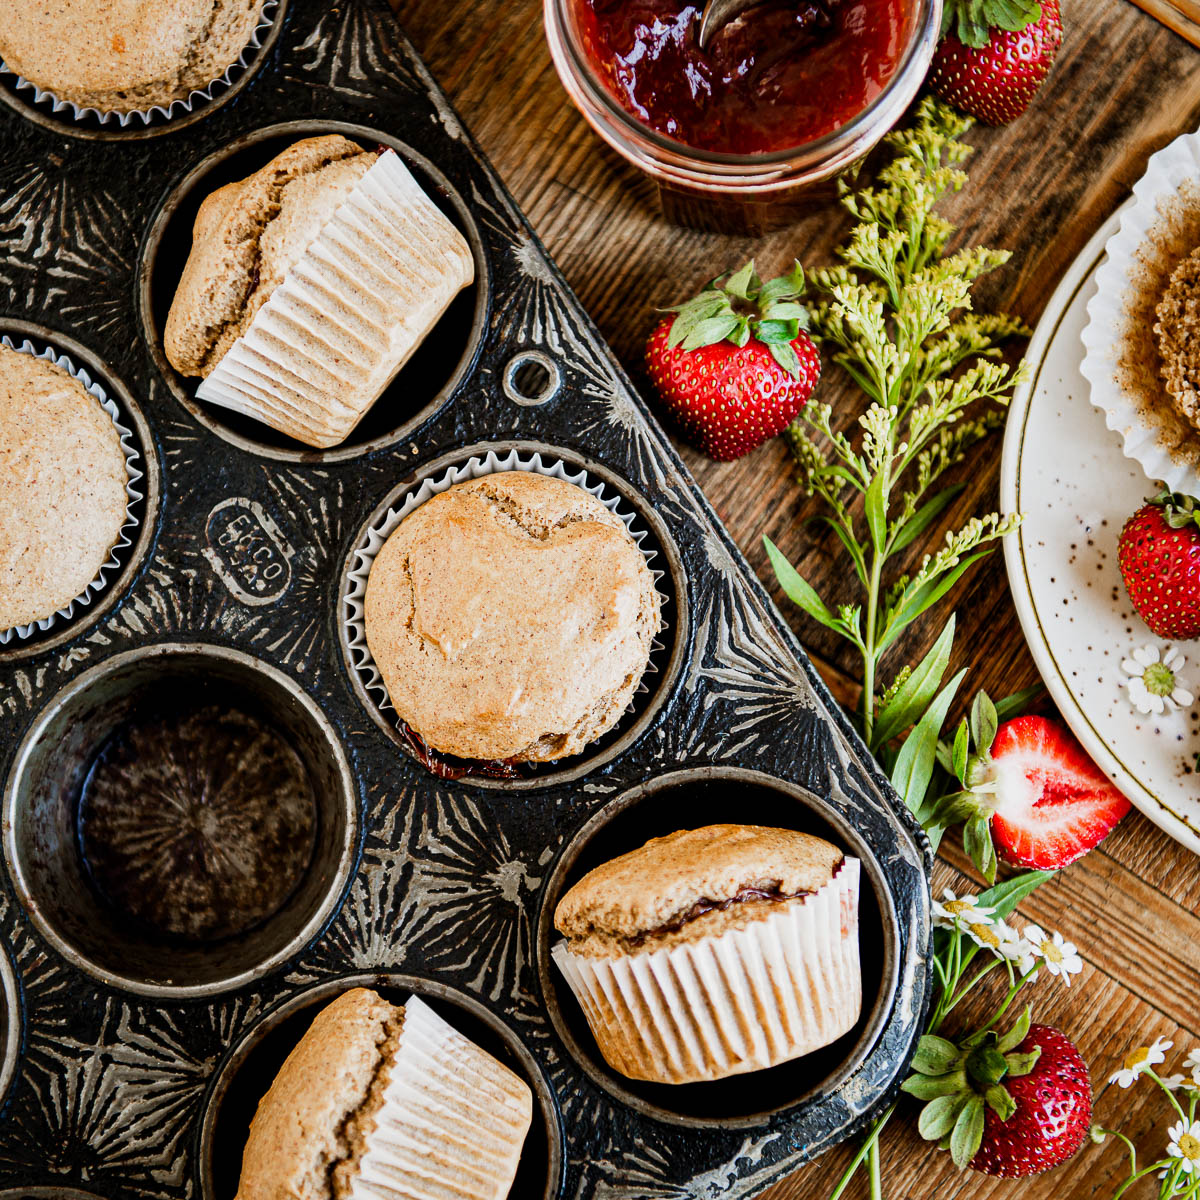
<box><xmin>0</xmin><ymin>0</ymin><xmax>268</xmax><ymax>114</ymax></box>
<box><xmin>165</xmin><ymin>134</ymin><xmax>474</xmax><ymax>449</ymax></box>
<box><xmin>0</xmin><ymin>345</ymin><xmax>129</xmax><ymax>632</ymax></box>
<box><xmin>363</xmin><ymin>471</ymin><xmax>661</xmax><ymax>765</ymax></box>
<box><xmin>552</xmin><ymin>824</ymin><xmax>861</xmax><ymax>1084</ymax></box>
<box><xmin>236</xmin><ymin>988</ymin><xmax>532</xmax><ymax>1200</ymax></box>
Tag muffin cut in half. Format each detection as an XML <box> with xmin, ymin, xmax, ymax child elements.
<box><xmin>235</xmin><ymin>988</ymin><xmax>533</xmax><ymax>1200</ymax></box>
<box><xmin>552</xmin><ymin>824</ymin><xmax>862</xmax><ymax>1084</ymax></box>
<box><xmin>0</xmin><ymin>0</ymin><xmax>268</xmax><ymax>113</ymax></box>
<box><xmin>165</xmin><ymin>134</ymin><xmax>474</xmax><ymax>449</ymax></box>
<box><xmin>0</xmin><ymin>345</ymin><xmax>130</xmax><ymax>632</ymax></box>
<box><xmin>363</xmin><ymin>470</ymin><xmax>662</xmax><ymax>765</ymax></box>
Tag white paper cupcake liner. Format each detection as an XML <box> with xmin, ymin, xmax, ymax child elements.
<box><xmin>0</xmin><ymin>0</ymin><xmax>279</xmax><ymax>129</ymax></box>
<box><xmin>343</xmin><ymin>449</ymin><xmax>669</xmax><ymax>751</ymax></box>
<box><xmin>0</xmin><ymin>337</ymin><xmax>144</xmax><ymax>644</ymax></box>
<box><xmin>552</xmin><ymin>858</ymin><xmax>861</xmax><ymax>1085</ymax></box>
<box><xmin>1081</xmin><ymin>126</ymin><xmax>1200</xmax><ymax>495</ymax></box>
<box><xmin>348</xmin><ymin>996</ymin><xmax>532</xmax><ymax>1200</ymax></box>
<box><xmin>197</xmin><ymin>149</ymin><xmax>474</xmax><ymax>450</ymax></box>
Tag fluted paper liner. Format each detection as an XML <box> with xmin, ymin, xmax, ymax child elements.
<box><xmin>198</xmin><ymin>149</ymin><xmax>474</xmax><ymax>449</ymax></box>
<box><xmin>348</xmin><ymin>996</ymin><xmax>532</xmax><ymax>1200</ymax></box>
<box><xmin>552</xmin><ymin>858</ymin><xmax>861</xmax><ymax>1085</ymax></box>
<box><xmin>0</xmin><ymin>0</ymin><xmax>279</xmax><ymax>129</ymax></box>
<box><xmin>1081</xmin><ymin>126</ymin><xmax>1200</xmax><ymax>495</ymax></box>
<box><xmin>0</xmin><ymin>336</ymin><xmax>144</xmax><ymax>643</ymax></box>
<box><xmin>343</xmin><ymin>447</ymin><xmax>669</xmax><ymax>731</ymax></box>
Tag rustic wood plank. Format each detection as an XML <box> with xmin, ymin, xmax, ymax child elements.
<box><xmin>390</xmin><ymin>0</ymin><xmax>1200</xmax><ymax>1194</ymax></box>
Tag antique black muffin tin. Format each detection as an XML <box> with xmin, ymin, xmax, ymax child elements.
<box><xmin>0</xmin><ymin>1</ymin><xmax>932</xmax><ymax>1194</ymax></box>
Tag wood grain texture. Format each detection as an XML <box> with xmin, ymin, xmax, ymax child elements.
<box><xmin>389</xmin><ymin>0</ymin><xmax>1200</xmax><ymax>1194</ymax></box>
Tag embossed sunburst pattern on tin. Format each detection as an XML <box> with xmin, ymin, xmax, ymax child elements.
<box><xmin>0</xmin><ymin>0</ymin><xmax>932</xmax><ymax>1195</ymax></box>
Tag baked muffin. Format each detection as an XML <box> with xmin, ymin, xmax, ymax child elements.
<box><xmin>552</xmin><ymin>824</ymin><xmax>861</xmax><ymax>1084</ymax></box>
<box><xmin>1155</xmin><ymin>245</ymin><xmax>1200</xmax><ymax>434</ymax></box>
<box><xmin>165</xmin><ymin>135</ymin><xmax>474</xmax><ymax>449</ymax></box>
<box><xmin>236</xmin><ymin>988</ymin><xmax>532</xmax><ymax>1200</ymax></box>
<box><xmin>364</xmin><ymin>471</ymin><xmax>661</xmax><ymax>765</ymax></box>
<box><xmin>0</xmin><ymin>346</ymin><xmax>129</xmax><ymax>632</ymax></box>
<box><xmin>0</xmin><ymin>0</ymin><xmax>267</xmax><ymax>113</ymax></box>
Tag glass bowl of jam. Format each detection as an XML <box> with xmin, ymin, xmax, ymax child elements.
<box><xmin>544</xmin><ymin>0</ymin><xmax>942</xmax><ymax>233</ymax></box>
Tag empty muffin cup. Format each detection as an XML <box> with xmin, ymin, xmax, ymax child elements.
<box><xmin>341</xmin><ymin>446</ymin><xmax>676</xmax><ymax>783</ymax></box>
<box><xmin>0</xmin><ymin>0</ymin><xmax>282</xmax><ymax>132</ymax></box>
<box><xmin>0</xmin><ymin>335</ymin><xmax>144</xmax><ymax>645</ymax></box>
<box><xmin>3</xmin><ymin>643</ymin><xmax>356</xmax><ymax>997</ymax></box>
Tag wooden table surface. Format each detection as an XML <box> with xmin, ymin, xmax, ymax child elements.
<box><xmin>390</xmin><ymin>1</ymin><xmax>1200</xmax><ymax>1194</ymax></box>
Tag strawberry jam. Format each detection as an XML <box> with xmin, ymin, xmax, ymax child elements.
<box><xmin>576</xmin><ymin>0</ymin><xmax>910</xmax><ymax>155</ymax></box>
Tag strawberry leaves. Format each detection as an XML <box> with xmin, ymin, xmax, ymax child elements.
<box><xmin>941</xmin><ymin>0</ymin><xmax>1043</xmax><ymax>48</ymax></box>
<box><xmin>1150</xmin><ymin>488</ymin><xmax>1200</xmax><ymax>533</ymax></box>
<box><xmin>665</xmin><ymin>259</ymin><xmax>811</xmax><ymax>378</ymax></box>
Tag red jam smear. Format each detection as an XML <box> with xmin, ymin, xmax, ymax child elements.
<box><xmin>576</xmin><ymin>0</ymin><xmax>910</xmax><ymax>155</ymax></box>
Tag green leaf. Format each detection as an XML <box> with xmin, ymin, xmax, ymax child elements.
<box><xmin>966</xmin><ymin>1046</ymin><xmax>1009</xmax><ymax>1088</ymax></box>
<box><xmin>952</xmin><ymin>718</ymin><xmax>969</xmax><ymax>782</ymax></box>
<box><xmin>918</xmin><ymin>1094</ymin><xmax>965</xmax><ymax>1142</ymax></box>
<box><xmin>763</xmin><ymin>537</ymin><xmax>842</xmax><ymax>634</ymax></box>
<box><xmin>963</xmin><ymin>814</ymin><xmax>997</xmax><ymax>885</ymax></box>
<box><xmin>768</xmin><ymin>341</ymin><xmax>801</xmax><ymax>378</ymax></box>
<box><xmin>816</xmin><ymin>516</ymin><xmax>868</xmax><ymax>588</ymax></box>
<box><xmin>890</xmin><ymin>669</ymin><xmax>967</xmax><ymax>812</ymax></box>
<box><xmin>994</xmin><ymin>682</ymin><xmax>1044</xmax><ymax>722</ymax></box>
<box><xmin>890</xmin><ymin>484</ymin><xmax>965</xmax><ymax>553</ymax></box>
<box><xmin>865</xmin><ymin>472</ymin><xmax>887</xmax><ymax>555</ymax></box>
<box><xmin>873</xmin><ymin>615</ymin><xmax>956</xmax><ymax>746</ymax></box>
<box><xmin>678</xmin><ymin>314</ymin><xmax>741</xmax><ymax>351</ymax></box>
<box><xmin>902</xmin><ymin>1070</ymin><xmax>968</xmax><ymax>1100</ymax></box>
<box><xmin>1004</xmin><ymin>1047</ymin><xmax>1042</xmax><ymax>1078</ymax></box>
<box><xmin>984</xmin><ymin>1084</ymin><xmax>1016</xmax><ymax>1122</ymax></box>
<box><xmin>911</xmin><ymin>1034</ymin><xmax>961</xmax><ymax>1075</ymax></box>
<box><xmin>762</xmin><ymin>301</ymin><xmax>809</xmax><ymax>321</ymax></box>
<box><xmin>975</xmin><ymin>870</ymin><xmax>1054</xmax><ymax>920</ymax></box>
<box><xmin>754</xmin><ymin>319</ymin><xmax>800</xmax><ymax>345</ymax></box>
<box><xmin>723</xmin><ymin>260</ymin><xmax>757</xmax><ymax>301</ymax></box>
<box><xmin>950</xmin><ymin>1095</ymin><xmax>986</xmax><ymax>1169</ymax></box>
<box><xmin>969</xmin><ymin>691</ymin><xmax>999</xmax><ymax>756</ymax></box>
<box><xmin>997</xmin><ymin>1006</ymin><xmax>1032</xmax><ymax>1053</ymax></box>
<box><xmin>879</xmin><ymin>550</ymin><xmax>993</xmax><ymax>652</ymax></box>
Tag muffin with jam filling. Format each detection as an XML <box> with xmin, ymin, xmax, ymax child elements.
<box><xmin>552</xmin><ymin>823</ymin><xmax>861</xmax><ymax>1084</ymax></box>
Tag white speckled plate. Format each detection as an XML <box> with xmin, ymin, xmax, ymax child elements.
<box><xmin>1001</xmin><ymin>206</ymin><xmax>1200</xmax><ymax>855</ymax></box>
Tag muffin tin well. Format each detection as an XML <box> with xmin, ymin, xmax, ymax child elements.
<box><xmin>0</xmin><ymin>0</ymin><xmax>932</xmax><ymax>1194</ymax></box>
<box><xmin>198</xmin><ymin>973</ymin><xmax>563</xmax><ymax>1200</ymax></box>
<box><xmin>138</xmin><ymin>119</ymin><xmax>489</xmax><ymax>463</ymax></box>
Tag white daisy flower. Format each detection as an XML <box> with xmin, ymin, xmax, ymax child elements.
<box><xmin>1185</xmin><ymin>1048</ymin><xmax>1200</xmax><ymax>1087</ymax></box>
<box><xmin>1122</xmin><ymin>645</ymin><xmax>1194</xmax><ymax>715</ymax></box>
<box><xmin>998</xmin><ymin>930</ymin><xmax>1039</xmax><ymax>979</ymax></box>
<box><xmin>1022</xmin><ymin>924</ymin><xmax>1084</xmax><ymax>984</ymax></box>
<box><xmin>1168</xmin><ymin>1119</ymin><xmax>1200</xmax><ymax>1176</ymax></box>
<box><xmin>963</xmin><ymin>917</ymin><xmax>1014</xmax><ymax>959</ymax></box>
<box><xmin>1110</xmin><ymin>1036</ymin><xmax>1174</xmax><ymax>1087</ymax></box>
<box><xmin>931</xmin><ymin>889</ymin><xmax>995</xmax><ymax>931</ymax></box>
<box><xmin>1163</xmin><ymin>1073</ymin><xmax>1189</xmax><ymax>1090</ymax></box>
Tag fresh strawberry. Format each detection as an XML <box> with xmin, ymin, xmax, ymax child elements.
<box><xmin>905</xmin><ymin>1016</ymin><xmax>1091</xmax><ymax>1177</ymax></box>
<box><xmin>1117</xmin><ymin>490</ymin><xmax>1200</xmax><ymax>640</ymax></box>
<box><xmin>970</xmin><ymin>1024</ymin><xmax>1092</xmax><ymax>1177</ymax></box>
<box><xmin>968</xmin><ymin>715</ymin><xmax>1130</xmax><ymax>870</ymax></box>
<box><xmin>928</xmin><ymin>0</ymin><xmax>1064</xmax><ymax>126</ymax></box>
<box><xmin>645</xmin><ymin>259</ymin><xmax>820</xmax><ymax>461</ymax></box>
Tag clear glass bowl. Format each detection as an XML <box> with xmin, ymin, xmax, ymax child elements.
<box><xmin>543</xmin><ymin>0</ymin><xmax>943</xmax><ymax>233</ymax></box>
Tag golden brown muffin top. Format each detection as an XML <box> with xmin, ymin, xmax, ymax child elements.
<box><xmin>1155</xmin><ymin>244</ymin><xmax>1200</xmax><ymax>434</ymax></box>
<box><xmin>554</xmin><ymin>824</ymin><xmax>844</xmax><ymax>956</ymax></box>
<box><xmin>0</xmin><ymin>346</ymin><xmax>128</xmax><ymax>631</ymax></box>
<box><xmin>0</xmin><ymin>0</ymin><xmax>268</xmax><ymax>112</ymax></box>
<box><xmin>364</xmin><ymin>472</ymin><xmax>661</xmax><ymax>764</ymax></box>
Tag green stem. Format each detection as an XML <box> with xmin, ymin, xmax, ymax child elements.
<box><xmin>862</xmin><ymin>547</ymin><xmax>884</xmax><ymax>748</ymax></box>
<box><xmin>827</xmin><ymin>1105</ymin><xmax>896</xmax><ymax>1200</ymax></box>
<box><xmin>1112</xmin><ymin>1161</ymin><xmax>1170</xmax><ymax>1200</ymax></box>
<box><xmin>869</xmin><ymin>1136</ymin><xmax>882</xmax><ymax>1200</ymax></box>
<box><xmin>1148</xmin><ymin>1071</ymin><xmax>1190</xmax><ymax>1124</ymax></box>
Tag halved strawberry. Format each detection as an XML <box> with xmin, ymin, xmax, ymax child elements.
<box><xmin>970</xmin><ymin>716</ymin><xmax>1131</xmax><ymax>870</ymax></box>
